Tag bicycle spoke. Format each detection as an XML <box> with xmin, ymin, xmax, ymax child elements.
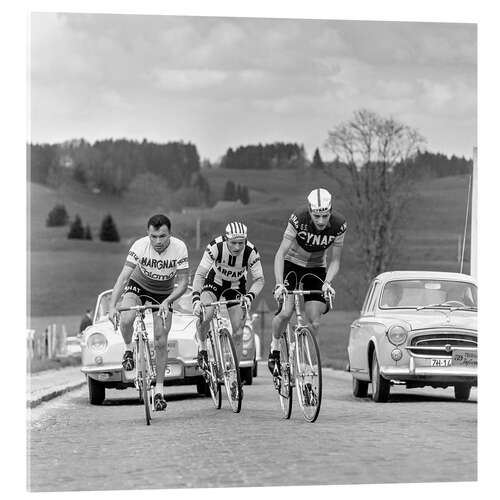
<box><xmin>219</xmin><ymin>329</ymin><xmax>242</xmax><ymax>413</ymax></box>
<box><xmin>207</xmin><ymin>333</ymin><xmax>221</xmax><ymax>409</ymax></box>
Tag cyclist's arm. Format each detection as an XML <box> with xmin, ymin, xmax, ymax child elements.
<box><xmin>325</xmin><ymin>245</ymin><xmax>342</xmax><ymax>284</ymax></box>
<box><xmin>166</xmin><ymin>269</ymin><xmax>189</xmax><ymax>303</ymax></box>
<box><xmin>192</xmin><ymin>245</ymin><xmax>216</xmax><ymax>296</ymax></box>
<box><xmin>247</xmin><ymin>252</ymin><xmax>265</xmax><ymax>300</ymax></box>
<box><xmin>274</xmin><ymin>231</ymin><xmax>294</xmax><ymax>284</ymax></box>
<box><xmin>109</xmin><ymin>264</ymin><xmax>135</xmax><ymax>309</ymax></box>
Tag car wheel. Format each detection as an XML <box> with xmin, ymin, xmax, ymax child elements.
<box><xmin>371</xmin><ymin>351</ymin><xmax>390</xmax><ymax>403</ymax></box>
<box><xmin>352</xmin><ymin>376</ymin><xmax>369</xmax><ymax>398</ymax></box>
<box><xmin>252</xmin><ymin>359</ymin><xmax>258</xmax><ymax>378</ymax></box>
<box><xmin>241</xmin><ymin>367</ymin><xmax>253</xmax><ymax>385</ymax></box>
<box><xmin>88</xmin><ymin>376</ymin><xmax>105</xmax><ymax>405</ymax></box>
<box><xmin>454</xmin><ymin>383</ymin><xmax>471</xmax><ymax>402</ymax></box>
<box><xmin>196</xmin><ymin>378</ymin><xmax>210</xmax><ymax>397</ymax></box>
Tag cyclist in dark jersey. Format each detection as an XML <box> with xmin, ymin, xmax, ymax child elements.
<box><xmin>268</xmin><ymin>188</ymin><xmax>347</xmax><ymax>373</ymax></box>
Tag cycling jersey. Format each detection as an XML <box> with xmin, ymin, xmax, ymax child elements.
<box><xmin>192</xmin><ymin>236</ymin><xmax>264</xmax><ymax>296</ymax></box>
<box><xmin>125</xmin><ymin>236</ymin><xmax>189</xmax><ymax>294</ymax></box>
<box><xmin>283</xmin><ymin>206</ymin><xmax>347</xmax><ymax>268</ymax></box>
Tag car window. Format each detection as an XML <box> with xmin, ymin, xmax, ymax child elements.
<box><xmin>173</xmin><ymin>290</ymin><xmax>194</xmax><ymax>314</ymax></box>
<box><xmin>379</xmin><ymin>280</ymin><xmax>477</xmax><ymax>309</ymax></box>
<box><xmin>361</xmin><ymin>281</ymin><xmax>375</xmax><ymax>314</ymax></box>
<box><xmin>365</xmin><ymin>281</ymin><xmax>381</xmax><ymax>313</ymax></box>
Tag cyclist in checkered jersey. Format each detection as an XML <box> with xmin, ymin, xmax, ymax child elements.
<box><xmin>192</xmin><ymin>222</ymin><xmax>265</xmax><ymax>368</ymax></box>
<box><xmin>268</xmin><ymin>188</ymin><xmax>347</xmax><ymax>373</ymax></box>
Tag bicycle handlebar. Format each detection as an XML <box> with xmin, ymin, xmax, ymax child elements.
<box><xmin>117</xmin><ymin>304</ymin><xmax>161</xmax><ymax>313</ymax></box>
<box><xmin>200</xmin><ymin>298</ymin><xmax>247</xmax><ymax>309</ymax></box>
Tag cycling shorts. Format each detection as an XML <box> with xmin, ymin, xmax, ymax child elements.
<box><xmin>124</xmin><ymin>279</ymin><xmax>173</xmax><ymax>311</ymax></box>
<box><xmin>201</xmin><ymin>279</ymin><xmax>246</xmax><ymax>309</ymax></box>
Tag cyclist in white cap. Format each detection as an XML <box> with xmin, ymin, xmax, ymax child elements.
<box><xmin>268</xmin><ymin>188</ymin><xmax>347</xmax><ymax>373</ymax></box>
<box><xmin>192</xmin><ymin>221</ymin><xmax>265</xmax><ymax>369</ymax></box>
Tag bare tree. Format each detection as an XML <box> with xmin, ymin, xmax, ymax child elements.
<box><xmin>325</xmin><ymin>109</ymin><xmax>425</xmax><ymax>283</ymax></box>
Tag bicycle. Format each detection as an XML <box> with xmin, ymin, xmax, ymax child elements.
<box><xmin>115</xmin><ymin>304</ymin><xmax>167</xmax><ymax>425</ymax></box>
<box><xmin>199</xmin><ymin>297</ymin><xmax>248</xmax><ymax>413</ymax></box>
<box><xmin>273</xmin><ymin>285</ymin><xmax>334</xmax><ymax>423</ymax></box>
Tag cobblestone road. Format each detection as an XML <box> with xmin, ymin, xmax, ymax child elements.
<box><xmin>27</xmin><ymin>367</ymin><xmax>477</xmax><ymax>491</ymax></box>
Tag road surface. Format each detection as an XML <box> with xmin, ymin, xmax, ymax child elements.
<box><xmin>27</xmin><ymin>367</ymin><xmax>476</xmax><ymax>491</ymax></box>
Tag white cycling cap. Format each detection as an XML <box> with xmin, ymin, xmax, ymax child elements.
<box><xmin>225</xmin><ymin>221</ymin><xmax>247</xmax><ymax>239</ymax></box>
<box><xmin>307</xmin><ymin>188</ymin><xmax>332</xmax><ymax>214</ymax></box>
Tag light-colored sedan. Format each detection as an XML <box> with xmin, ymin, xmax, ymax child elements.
<box><xmin>347</xmin><ymin>271</ymin><xmax>477</xmax><ymax>402</ymax></box>
<box><xmin>81</xmin><ymin>287</ymin><xmax>259</xmax><ymax>405</ymax></box>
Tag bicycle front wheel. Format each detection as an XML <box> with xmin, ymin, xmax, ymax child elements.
<box><xmin>295</xmin><ymin>327</ymin><xmax>322</xmax><ymax>423</ymax></box>
<box><xmin>219</xmin><ymin>329</ymin><xmax>242</xmax><ymax>413</ymax></box>
<box><xmin>278</xmin><ymin>332</ymin><xmax>293</xmax><ymax>419</ymax></box>
<box><xmin>138</xmin><ymin>337</ymin><xmax>151</xmax><ymax>425</ymax></box>
<box><xmin>207</xmin><ymin>332</ymin><xmax>222</xmax><ymax>409</ymax></box>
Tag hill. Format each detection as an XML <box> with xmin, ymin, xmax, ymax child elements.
<box><xmin>28</xmin><ymin>169</ymin><xmax>472</xmax><ymax>319</ymax></box>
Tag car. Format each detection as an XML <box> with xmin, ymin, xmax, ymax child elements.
<box><xmin>81</xmin><ymin>286</ymin><xmax>260</xmax><ymax>405</ymax></box>
<box><xmin>347</xmin><ymin>271</ymin><xmax>477</xmax><ymax>403</ymax></box>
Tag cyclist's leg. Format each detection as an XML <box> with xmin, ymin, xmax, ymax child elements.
<box><xmin>302</xmin><ymin>267</ymin><xmax>328</xmax><ymax>338</ymax></box>
<box><xmin>227</xmin><ymin>300</ymin><xmax>245</xmax><ymax>360</ymax></box>
<box><xmin>153</xmin><ymin>304</ymin><xmax>172</xmax><ymax>406</ymax></box>
<box><xmin>119</xmin><ymin>291</ymin><xmax>141</xmax><ymax>369</ymax></box>
<box><xmin>196</xmin><ymin>290</ymin><xmax>217</xmax><ymax>367</ymax></box>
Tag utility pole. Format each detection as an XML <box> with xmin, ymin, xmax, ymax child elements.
<box><xmin>471</xmin><ymin>147</ymin><xmax>477</xmax><ymax>279</ymax></box>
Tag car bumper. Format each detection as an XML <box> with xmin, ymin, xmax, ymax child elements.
<box><xmin>381</xmin><ymin>365</ymin><xmax>477</xmax><ymax>384</ymax></box>
<box><xmin>82</xmin><ymin>359</ymin><xmax>203</xmax><ymax>384</ymax></box>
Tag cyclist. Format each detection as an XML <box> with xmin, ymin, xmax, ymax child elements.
<box><xmin>268</xmin><ymin>188</ymin><xmax>347</xmax><ymax>373</ymax></box>
<box><xmin>192</xmin><ymin>221</ymin><xmax>265</xmax><ymax>371</ymax></box>
<box><xmin>108</xmin><ymin>214</ymin><xmax>189</xmax><ymax>411</ymax></box>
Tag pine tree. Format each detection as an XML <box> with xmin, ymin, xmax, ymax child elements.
<box><xmin>99</xmin><ymin>214</ymin><xmax>120</xmax><ymax>242</ymax></box>
<box><xmin>241</xmin><ymin>185</ymin><xmax>250</xmax><ymax>205</ymax></box>
<box><xmin>68</xmin><ymin>215</ymin><xmax>85</xmax><ymax>239</ymax></box>
<box><xmin>223</xmin><ymin>180</ymin><xmax>236</xmax><ymax>201</ymax></box>
<box><xmin>84</xmin><ymin>224</ymin><xmax>93</xmax><ymax>240</ymax></box>
<box><xmin>312</xmin><ymin>148</ymin><xmax>324</xmax><ymax>170</ymax></box>
<box><xmin>46</xmin><ymin>204</ymin><xmax>69</xmax><ymax>227</ymax></box>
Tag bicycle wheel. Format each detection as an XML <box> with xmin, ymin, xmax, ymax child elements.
<box><xmin>295</xmin><ymin>327</ymin><xmax>322</xmax><ymax>423</ymax></box>
<box><xmin>138</xmin><ymin>337</ymin><xmax>151</xmax><ymax>425</ymax></box>
<box><xmin>219</xmin><ymin>328</ymin><xmax>242</xmax><ymax>413</ymax></box>
<box><xmin>207</xmin><ymin>332</ymin><xmax>222</xmax><ymax>409</ymax></box>
<box><xmin>278</xmin><ymin>332</ymin><xmax>293</xmax><ymax>419</ymax></box>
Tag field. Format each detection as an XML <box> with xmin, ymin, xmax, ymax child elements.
<box><xmin>28</xmin><ymin>169</ymin><xmax>472</xmax><ymax>367</ymax></box>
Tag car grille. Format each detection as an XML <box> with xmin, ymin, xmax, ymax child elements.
<box><xmin>407</xmin><ymin>331</ymin><xmax>477</xmax><ymax>357</ymax></box>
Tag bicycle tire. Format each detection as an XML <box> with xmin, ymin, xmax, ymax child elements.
<box><xmin>278</xmin><ymin>332</ymin><xmax>293</xmax><ymax>419</ymax></box>
<box><xmin>138</xmin><ymin>337</ymin><xmax>151</xmax><ymax>425</ymax></box>
<box><xmin>219</xmin><ymin>328</ymin><xmax>242</xmax><ymax>413</ymax></box>
<box><xmin>295</xmin><ymin>327</ymin><xmax>322</xmax><ymax>423</ymax></box>
<box><xmin>207</xmin><ymin>332</ymin><xmax>222</xmax><ymax>409</ymax></box>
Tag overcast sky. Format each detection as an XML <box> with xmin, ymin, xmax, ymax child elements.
<box><xmin>29</xmin><ymin>13</ymin><xmax>476</xmax><ymax>161</ymax></box>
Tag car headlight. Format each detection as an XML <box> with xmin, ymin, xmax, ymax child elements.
<box><xmin>387</xmin><ymin>325</ymin><xmax>408</xmax><ymax>346</ymax></box>
<box><xmin>87</xmin><ymin>333</ymin><xmax>108</xmax><ymax>353</ymax></box>
<box><xmin>242</xmin><ymin>326</ymin><xmax>252</xmax><ymax>342</ymax></box>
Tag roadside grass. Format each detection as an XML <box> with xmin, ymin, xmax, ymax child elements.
<box><xmin>28</xmin><ymin>355</ymin><xmax>81</xmax><ymax>374</ymax></box>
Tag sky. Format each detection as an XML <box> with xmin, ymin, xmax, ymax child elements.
<box><xmin>29</xmin><ymin>13</ymin><xmax>477</xmax><ymax>161</ymax></box>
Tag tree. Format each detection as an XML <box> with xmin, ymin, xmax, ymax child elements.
<box><xmin>311</xmin><ymin>148</ymin><xmax>324</xmax><ymax>170</ymax></box>
<box><xmin>46</xmin><ymin>204</ymin><xmax>69</xmax><ymax>227</ymax></box>
<box><xmin>325</xmin><ymin>109</ymin><xmax>425</xmax><ymax>285</ymax></box>
<box><xmin>84</xmin><ymin>224</ymin><xmax>93</xmax><ymax>240</ymax></box>
<box><xmin>240</xmin><ymin>185</ymin><xmax>250</xmax><ymax>205</ymax></box>
<box><xmin>68</xmin><ymin>215</ymin><xmax>85</xmax><ymax>239</ymax></box>
<box><xmin>223</xmin><ymin>180</ymin><xmax>236</xmax><ymax>201</ymax></box>
<box><xmin>99</xmin><ymin>214</ymin><xmax>120</xmax><ymax>242</ymax></box>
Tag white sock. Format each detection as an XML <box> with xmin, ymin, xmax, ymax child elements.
<box><xmin>199</xmin><ymin>338</ymin><xmax>207</xmax><ymax>350</ymax></box>
<box><xmin>125</xmin><ymin>343</ymin><xmax>133</xmax><ymax>352</ymax></box>
<box><xmin>155</xmin><ymin>384</ymin><xmax>163</xmax><ymax>397</ymax></box>
<box><xmin>270</xmin><ymin>338</ymin><xmax>280</xmax><ymax>351</ymax></box>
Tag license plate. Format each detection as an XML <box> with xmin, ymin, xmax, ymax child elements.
<box><xmin>430</xmin><ymin>358</ymin><xmax>452</xmax><ymax>367</ymax></box>
<box><xmin>452</xmin><ymin>349</ymin><xmax>478</xmax><ymax>368</ymax></box>
<box><xmin>165</xmin><ymin>364</ymin><xmax>182</xmax><ymax>378</ymax></box>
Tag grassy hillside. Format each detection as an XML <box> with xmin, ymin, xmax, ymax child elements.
<box><xmin>28</xmin><ymin>170</ymin><xmax>472</xmax><ymax>320</ymax></box>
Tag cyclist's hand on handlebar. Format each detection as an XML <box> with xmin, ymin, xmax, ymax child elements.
<box><xmin>192</xmin><ymin>300</ymin><xmax>202</xmax><ymax>318</ymax></box>
<box><xmin>242</xmin><ymin>294</ymin><xmax>253</xmax><ymax>311</ymax></box>
<box><xmin>274</xmin><ymin>284</ymin><xmax>287</xmax><ymax>301</ymax></box>
<box><xmin>159</xmin><ymin>299</ymin><xmax>172</xmax><ymax>317</ymax></box>
<box><xmin>108</xmin><ymin>306</ymin><xmax>119</xmax><ymax>329</ymax></box>
<box><xmin>322</xmin><ymin>281</ymin><xmax>336</xmax><ymax>300</ymax></box>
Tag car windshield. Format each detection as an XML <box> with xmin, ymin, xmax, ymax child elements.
<box><xmin>379</xmin><ymin>280</ymin><xmax>477</xmax><ymax>310</ymax></box>
<box><xmin>94</xmin><ymin>289</ymin><xmax>193</xmax><ymax>322</ymax></box>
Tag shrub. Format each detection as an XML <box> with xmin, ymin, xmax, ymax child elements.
<box><xmin>84</xmin><ymin>224</ymin><xmax>92</xmax><ymax>240</ymax></box>
<box><xmin>46</xmin><ymin>204</ymin><xmax>69</xmax><ymax>227</ymax></box>
<box><xmin>99</xmin><ymin>214</ymin><xmax>120</xmax><ymax>242</ymax></box>
<box><xmin>68</xmin><ymin>215</ymin><xmax>85</xmax><ymax>239</ymax></box>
